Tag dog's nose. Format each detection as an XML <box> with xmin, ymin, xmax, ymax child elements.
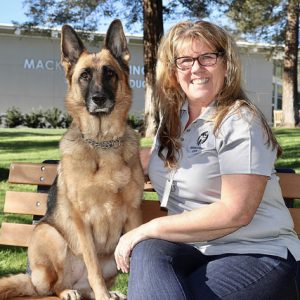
<box><xmin>92</xmin><ymin>93</ymin><xmax>106</xmax><ymax>105</ymax></box>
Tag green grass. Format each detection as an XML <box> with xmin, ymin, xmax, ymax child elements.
<box><xmin>274</xmin><ymin>128</ymin><xmax>300</xmax><ymax>172</ymax></box>
<box><xmin>0</xmin><ymin>247</ymin><xmax>28</xmax><ymax>276</ymax></box>
<box><xmin>0</xmin><ymin>127</ymin><xmax>300</xmax><ymax>291</ymax></box>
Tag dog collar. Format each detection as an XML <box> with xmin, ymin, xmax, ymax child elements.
<box><xmin>82</xmin><ymin>136</ymin><xmax>122</xmax><ymax>149</ymax></box>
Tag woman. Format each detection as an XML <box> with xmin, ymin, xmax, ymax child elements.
<box><xmin>115</xmin><ymin>20</ymin><xmax>300</xmax><ymax>299</ymax></box>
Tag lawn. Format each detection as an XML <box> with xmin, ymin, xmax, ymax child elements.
<box><xmin>273</xmin><ymin>128</ymin><xmax>300</xmax><ymax>172</ymax></box>
<box><xmin>0</xmin><ymin>127</ymin><xmax>299</xmax><ymax>292</ymax></box>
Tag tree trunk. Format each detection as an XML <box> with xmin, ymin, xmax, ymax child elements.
<box><xmin>143</xmin><ymin>0</ymin><xmax>163</xmax><ymax>137</ymax></box>
<box><xmin>282</xmin><ymin>0</ymin><xmax>299</xmax><ymax>127</ymax></box>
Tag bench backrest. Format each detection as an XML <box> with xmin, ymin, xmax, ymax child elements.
<box><xmin>1</xmin><ymin>149</ymin><xmax>166</xmax><ymax>247</ymax></box>
<box><xmin>1</xmin><ymin>157</ymin><xmax>300</xmax><ymax>247</ymax></box>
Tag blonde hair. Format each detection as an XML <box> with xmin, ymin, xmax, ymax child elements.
<box><xmin>156</xmin><ymin>20</ymin><xmax>281</xmax><ymax>168</ymax></box>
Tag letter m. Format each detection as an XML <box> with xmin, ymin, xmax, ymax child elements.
<box><xmin>24</xmin><ymin>59</ymin><xmax>35</xmax><ymax>69</ymax></box>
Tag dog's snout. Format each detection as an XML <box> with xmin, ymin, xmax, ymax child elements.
<box><xmin>92</xmin><ymin>93</ymin><xmax>106</xmax><ymax>105</ymax></box>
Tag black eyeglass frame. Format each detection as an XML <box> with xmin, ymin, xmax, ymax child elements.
<box><xmin>174</xmin><ymin>52</ymin><xmax>225</xmax><ymax>70</ymax></box>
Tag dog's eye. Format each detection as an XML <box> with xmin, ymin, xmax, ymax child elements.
<box><xmin>104</xmin><ymin>67</ymin><xmax>116</xmax><ymax>79</ymax></box>
<box><xmin>80</xmin><ymin>70</ymin><xmax>91</xmax><ymax>81</ymax></box>
<box><xmin>107</xmin><ymin>70</ymin><xmax>114</xmax><ymax>77</ymax></box>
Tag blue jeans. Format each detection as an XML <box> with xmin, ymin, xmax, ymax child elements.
<box><xmin>128</xmin><ymin>239</ymin><xmax>300</xmax><ymax>300</ymax></box>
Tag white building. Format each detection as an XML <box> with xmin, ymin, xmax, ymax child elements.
<box><xmin>0</xmin><ymin>24</ymin><xmax>282</xmax><ymax>124</ymax></box>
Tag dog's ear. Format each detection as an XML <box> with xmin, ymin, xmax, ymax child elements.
<box><xmin>105</xmin><ymin>19</ymin><xmax>130</xmax><ymax>69</ymax></box>
<box><xmin>61</xmin><ymin>25</ymin><xmax>86</xmax><ymax>73</ymax></box>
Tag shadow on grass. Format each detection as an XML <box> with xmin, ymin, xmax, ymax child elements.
<box><xmin>274</xmin><ymin>128</ymin><xmax>300</xmax><ymax>136</ymax></box>
<box><xmin>276</xmin><ymin>160</ymin><xmax>300</xmax><ymax>170</ymax></box>
<box><xmin>280</xmin><ymin>144</ymin><xmax>300</xmax><ymax>156</ymax></box>
<box><xmin>1</xmin><ymin>140</ymin><xmax>60</xmax><ymax>153</ymax></box>
<box><xmin>277</xmin><ymin>144</ymin><xmax>300</xmax><ymax>167</ymax></box>
<box><xmin>276</xmin><ymin>148</ymin><xmax>300</xmax><ymax>170</ymax></box>
<box><xmin>0</xmin><ymin>168</ymin><xmax>9</xmax><ymax>182</ymax></box>
<box><xmin>0</xmin><ymin>130</ymin><xmax>63</xmax><ymax>138</ymax></box>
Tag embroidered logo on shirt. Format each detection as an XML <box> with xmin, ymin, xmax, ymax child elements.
<box><xmin>197</xmin><ymin>131</ymin><xmax>209</xmax><ymax>145</ymax></box>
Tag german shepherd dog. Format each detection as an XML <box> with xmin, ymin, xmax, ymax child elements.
<box><xmin>0</xmin><ymin>19</ymin><xmax>144</xmax><ymax>300</ymax></box>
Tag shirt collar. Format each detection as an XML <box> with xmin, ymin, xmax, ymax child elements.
<box><xmin>180</xmin><ymin>100</ymin><xmax>216</xmax><ymax>122</ymax></box>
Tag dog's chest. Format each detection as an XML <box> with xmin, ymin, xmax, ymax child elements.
<box><xmin>84</xmin><ymin>152</ymin><xmax>132</xmax><ymax>193</ymax></box>
<box><xmin>68</xmin><ymin>151</ymin><xmax>131</xmax><ymax>217</ymax></box>
<box><xmin>87</xmin><ymin>200</ymin><xmax>126</xmax><ymax>251</ymax></box>
<box><xmin>64</xmin><ymin>180</ymin><xmax>127</xmax><ymax>253</ymax></box>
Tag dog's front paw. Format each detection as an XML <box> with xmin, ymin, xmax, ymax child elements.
<box><xmin>109</xmin><ymin>291</ymin><xmax>127</xmax><ymax>300</ymax></box>
<box><xmin>60</xmin><ymin>289</ymin><xmax>81</xmax><ymax>300</ymax></box>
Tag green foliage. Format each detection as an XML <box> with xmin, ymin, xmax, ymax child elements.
<box><xmin>5</xmin><ymin>107</ymin><xmax>24</xmax><ymax>128</ymax></box>
<box><xmin>62</xmin><ymin>112</ymin><xmax>73</xmax><ymax>128</ymax></box>
<box><xmin>4</xmin><ymin>107</ymin><xmax>72</xmax><ymax>129</ymax></box>
<box><xmin>127</xmin><ymin>114</ymin><xmax>144</xmax><ymax>132</ymax></box>
<box><xmin>44</xmin><ymin>107</ymin><xmax>65</xmax><ymax>128</ymax></box>
<box><xmin>226</xmin><ymin>0</ymin><xmax>287</xmax><ymax>43</ymax></box>
<box><xmin>22</xmin><ymin>0</ymin><xmax>112</xmax><ymax>31</ymax></box>
<box><xmin>21</xmin><ymin>0</ymin><xmax>218</xmax><ymax>33</ymax></box>
<box><xmin>24</xmin><ymin>109</ymin><xmax>45</xmax><ymax>128</ymax></box>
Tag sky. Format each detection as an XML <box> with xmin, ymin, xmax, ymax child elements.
<box><xmin>0</xmin><ymin>0</ymin><xmax>27</xmax><ymax>25</ymax></box>
<box><xmin>0</xmin><ymin>0</ymin><xmax>232</xmax><ymax>35</ymax></box>
<box><xmin>0</xmin><ymin>0</ymin><xmax>130</xmax><ymax>33</ymax></box>
<box><xmin>0</xmin><ymin>0</ymin><xmax>185</xmax><ymax>35</ymax></box>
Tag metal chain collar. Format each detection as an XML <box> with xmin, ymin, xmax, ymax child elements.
<box><xmin>82</xmin><ymin>136</ymin><xmax>122</xmax><ymax>149</ymax></box>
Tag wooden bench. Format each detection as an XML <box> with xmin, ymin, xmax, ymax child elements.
<box><xmin>1</xmin><ymin>148</ymin><xmax>167</xmax><ymax>248</ymax></box>
<box><xmin>1</xmin><ymin>150</ymin><xmax>300</xmax><ymax>299</ymax></box>
<box><xmin>273</xmin><ymin>110</ymin><xmax>283</xmax><ymax>127</ymax></box>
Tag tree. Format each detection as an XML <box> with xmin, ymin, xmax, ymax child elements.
<box><xmin>226</xmin><ymin>0</ymin><xmax>299</xmax><ymax>127</ymax></box>
<box><xmin>282</xmin><ymin>0</ymin><xmax>299</xmax><ymax>127</ymax></box>
<box><xmin>143</xmin><ymin>0</ymin><xmax>163</xmax><ymax>137</ymax></box>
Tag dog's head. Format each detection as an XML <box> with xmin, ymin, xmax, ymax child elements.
<box><xmin>61</xmin><ymin>20</ymin><xmax>131</xmax><ymax>118</ymax></box>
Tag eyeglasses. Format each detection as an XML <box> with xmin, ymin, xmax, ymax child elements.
<box><xmin>174</xmin><ymin>52</ymin><xmax>224</xmax><ymax>70</ymax></box>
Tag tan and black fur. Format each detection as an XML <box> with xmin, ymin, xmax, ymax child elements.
<box><xmin>0</xmin><ymin>19</ymin><xmax>144</xmax><ymax>300</ymax></box>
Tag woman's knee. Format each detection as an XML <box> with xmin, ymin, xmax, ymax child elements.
<box><xmin>131</xmin><ymin>238</ymin><xmax>189</xmax><ymax>260</ymax></box>
<box><xmin>129</xmin><ymin>239</ymin><xmax>172</xmax><ymax>288</ymax></box>
<box><xmin>131</xmin><ymin>239</ymin><xmax>169</xmax><ymax>266</ymax></box>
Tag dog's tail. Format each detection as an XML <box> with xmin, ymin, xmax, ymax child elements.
<box><xmin>0</xmin><ymin>274</ymin><xmax>38</xmax><ymax>299</ymax></box>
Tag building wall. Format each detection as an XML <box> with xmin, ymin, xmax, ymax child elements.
<box><xmin>0</xmin><ymin>34</ymin><xmax>65</xmax><ymax>113</ymax></box>
<box><xmin>0</xmin><ymin>32</ymin><xmax>145</xmax><ymax>115</ymax></box>
<box><xmin>240</xmin><ymin>52</ymin><xmax>273</xmax><ymax>123</ymax></box>
<box><xmin>0</xmin><ymin>29</ymin><xmax>273</xmax><ymax>123</ymax></box>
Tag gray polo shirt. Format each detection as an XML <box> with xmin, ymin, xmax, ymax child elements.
<box><xmin>148</xmin><ymin>101</ymin><xmax>300</xmax><ymax>260</ymax></box>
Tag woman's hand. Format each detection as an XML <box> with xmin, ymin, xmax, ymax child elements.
<box><xmin>114</xmin><ymin>224</ymin><xmax>150</xmax><ymax>273</ymax></box>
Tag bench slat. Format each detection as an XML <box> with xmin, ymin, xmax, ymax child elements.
<box><xmin>0</xmin><ymin>200</ymin><xmax>164</xmax><ymax>248</ymax></box>
<box><xmin>141</xmin><ymin>200</ymin><xmax>167</xmax><ymax>223</ymax></box>
<box><xmin>289</xmin><ymin>208</ymin><xmax>300</xmax><ymax>235</ymax></box>
<box><xmin>0</xmin><ymin>223</ymin><xmax>35</xmax><ymax>247</ymax></box>
<box><xmin>9</xmin><ymin>163</ymin><xmax>57</xmax><ymax>186</ymax></box>
<box><xmin>4</xmin><ymin>191</ymin><xmax>47</xmax><ymax>215</ymax></box>
<box><xmin>277</xmin><ymin>173</ymin><xmax>300</xmax><ymax>199</ymax></box>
